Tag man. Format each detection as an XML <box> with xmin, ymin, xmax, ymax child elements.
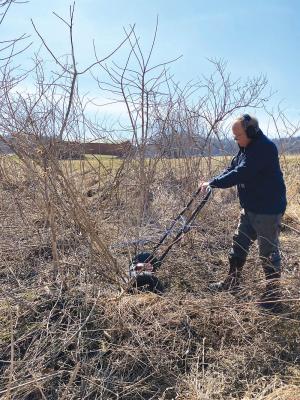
<box><xmin>201</xmin><ymin>114</ymin><xmax>287</xmax><ymax>310</ymax></box>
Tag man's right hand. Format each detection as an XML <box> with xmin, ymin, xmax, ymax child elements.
<box><xmin>199</xmin><ymin>181</ymin><xmax>210</xmax><ymax>193</ymax></box>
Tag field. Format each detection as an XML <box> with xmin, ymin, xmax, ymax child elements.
<box><xmin>0</xmin><ymin>153</ymin><xmax>299</xmax><ymax>399</ymax></box>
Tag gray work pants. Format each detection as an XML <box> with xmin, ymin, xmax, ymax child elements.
<box><xmin>230</xmin><ymin>209</ymin><xmax>283</xmax><ymax>272</ymax></box>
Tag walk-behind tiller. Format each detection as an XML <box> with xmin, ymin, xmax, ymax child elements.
<box><xmin>129</xmin><ymin>186</ymin><xmax>212</xmax><ymax>294</ymax></box>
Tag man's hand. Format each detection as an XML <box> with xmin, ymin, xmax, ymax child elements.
<box><xmin>200</xmin><ymin>181</ymin><xmax>210</xmax><ymax>193</ymax></box>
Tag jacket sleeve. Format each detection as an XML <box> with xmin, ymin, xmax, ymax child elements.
<box><xmin>209</xmin><ymin>146</ymin><xmax>268</xmax><ymax>189</ymax></box>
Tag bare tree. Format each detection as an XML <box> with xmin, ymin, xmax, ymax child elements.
<box><xmin>93</xmin><ymin>18</ymin><xmax>183</xmax><ymax>226</ymax></box>
<box><xmin>0</xmin><ymin>3</ymin><xmax>133</xmax><ymax>288</ymax></box>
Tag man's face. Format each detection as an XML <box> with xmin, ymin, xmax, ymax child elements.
<box><xmin>232</xmin><ymin>121</ymin><xmax>251</xmax><ymax>148</ymax></box>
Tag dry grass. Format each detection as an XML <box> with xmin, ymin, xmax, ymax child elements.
<box><xmin>0</xmin><ymin>154</ymin><xmax>299</xmax><ymax>399</ymax></box>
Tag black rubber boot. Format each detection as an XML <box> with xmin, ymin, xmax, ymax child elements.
<box><xmin>209</xmin><ymin>256</ymin><xmax>245</xmax><ymax>293</ymax></box>
<box><xmin>259</xmin><ymin>265</ymin><xmax>282</xmax><ymax>312</ymax></box>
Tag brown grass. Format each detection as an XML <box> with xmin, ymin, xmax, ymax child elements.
<box><xmin>0</xmin><ymin>154</ymin><xmax>299</xmax><ymax>399</ymax></box>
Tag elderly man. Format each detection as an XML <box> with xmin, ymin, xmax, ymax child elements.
<box><xmin>201</xmin><ymin>114</ymin><xmax>287</xmax><ymax>311</ymax></box>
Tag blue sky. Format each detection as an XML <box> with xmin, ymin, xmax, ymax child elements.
<box><xmin>2</xmin><ymin>0</ymin><xmax>300</xmax><ymax>132</ymax></box>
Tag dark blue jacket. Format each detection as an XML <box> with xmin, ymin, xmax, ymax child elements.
<box><xmin>209</xmin><ymin>133</ymin><xmax>287</xmax><ymax>214</ymax></box>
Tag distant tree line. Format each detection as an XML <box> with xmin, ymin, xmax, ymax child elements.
<box><xmin>143</xmin><ymin>130</ymin><xmax>300</xmax><ymax>158</ymax></box>
<box><xmin>1</xmin><ymin>132</ymin><xmax>299</xmax><ymax>157</ymax></box>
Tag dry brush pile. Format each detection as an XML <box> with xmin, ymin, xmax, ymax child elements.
<box><xmin>0</xmin><ymin>149</ymin><xmax>300</xmax><ymax>400</ymax></box>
